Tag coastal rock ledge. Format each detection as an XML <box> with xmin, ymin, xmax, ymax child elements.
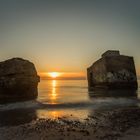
<box><xmin>0</xmin><ymin>58</ymin><xmax>40</xmax><ymax>103</ymax></box>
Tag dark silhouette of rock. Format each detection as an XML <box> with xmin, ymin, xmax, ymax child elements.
<box><xmin>87</xmin><ymin>50</ymin><xmax>138</xmax><ymax>90</ymax></box>
<box><xmin>0</xmin><ymin>108</ymin><xmax>37</xmax><ymax>127</ymax></box>
<box><xmin>0</xmin><ymin>58</ymin><xmax>40</xmax><ymax>103</ymax></box>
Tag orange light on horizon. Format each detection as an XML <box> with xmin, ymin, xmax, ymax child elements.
<box><xmin>38</xmin><ymin>72</ymin><xmax>86</xmax><ymax>79</ymax></box>
<box><xmin>48</xmin><ymin>72</ymin><xmax>61</xmax><ymax>79</ymax></box>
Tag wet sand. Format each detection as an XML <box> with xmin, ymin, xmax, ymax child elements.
<box><xmin>0</xmin><ymin>107</ymin><xmax>140</xmax><ymax>140</ymax></box>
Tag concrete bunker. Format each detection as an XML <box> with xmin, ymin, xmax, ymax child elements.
<box><xmin>87</xmin><ymin>50</ymin><xmax>138</xmax><ymax>90</ymax></box>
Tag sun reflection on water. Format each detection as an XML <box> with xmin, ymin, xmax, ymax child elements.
<box><xmin>50</xmin><ymin>80</ymin><xmax>57</xmax><ymax>104</ymax></box>
<box><xmin>37</xmin><ymin>80</ymin><xmax>90</xmax><ymax>120</ymax></box>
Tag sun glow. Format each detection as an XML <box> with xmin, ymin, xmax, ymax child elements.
<box><xmin>48</xmin><ymin>72</ymin><xmax>60</xmax><ymax>78</ymax></box>
<box><xmin>39</xmin><ymin>72</ymin><xmax>86</xmax><ymax>80</ymax></box>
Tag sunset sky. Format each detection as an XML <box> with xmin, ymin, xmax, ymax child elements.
<box><xmin>1</xmin><ymin>0</ymin><xmax>140</xmax><ymax>79</ymax></box>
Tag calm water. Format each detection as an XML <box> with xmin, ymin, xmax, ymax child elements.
<box><xmin>0</xmin><ymin>80</ymin><xmax>140</xmax><ymax>126</ymax></box>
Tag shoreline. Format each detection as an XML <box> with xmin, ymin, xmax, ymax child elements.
<box><xmin>1</xmin><ymin>107</ymin><xmax>140</xmax><ymax>140</ymax></box>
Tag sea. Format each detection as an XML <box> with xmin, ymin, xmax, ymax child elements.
<box><xmin>0</xmin><ymin>79</ymin><xmax>140</xmax><ymax>127</ymax></box>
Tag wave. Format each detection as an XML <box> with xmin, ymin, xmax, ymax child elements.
<box><xmin>0</xmin><ymin>97</ymin><xmax>140</xmax><ymax>111</ymax></box>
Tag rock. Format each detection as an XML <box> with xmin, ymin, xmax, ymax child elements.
<box><xmin>87</xmin><ymin>50</ymin><xmax>138</xmax><ymax>90</ymax></box>
<box><xmin>0</xmin><ymin>58</ymin><xmax>40</xmax><ymax>103</ymax></box>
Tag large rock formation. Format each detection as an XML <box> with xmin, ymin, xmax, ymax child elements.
<box><xmin>0</xmin><ymin>58</ymin><xmax>40</xmax><ymax>103</ymax></box>
<box><xmin>87</xmin><ymin>50</ymin><xmax>138</xmax><ymax>90</ymax></box>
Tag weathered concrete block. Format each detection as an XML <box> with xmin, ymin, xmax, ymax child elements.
<box><xmin>87</xmin><ymin>50</ymin><xmax>138</xmax><ymax>90</ymax></box>
<box><xmin>0</xmin><ymin>58</ymin><xmax>40</xmax><ymax>103</ymax></box>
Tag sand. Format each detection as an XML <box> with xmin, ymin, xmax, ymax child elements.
<box><xmin>0</xmin><ymin>107</ymin><xmax>140</xmax><ymax>140</ymax></box>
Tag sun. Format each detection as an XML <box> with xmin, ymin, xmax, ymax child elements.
<box><xmin>48</xmin><ymin>72</ymin><xmax>60</xmax><ymax>78</ymax></box>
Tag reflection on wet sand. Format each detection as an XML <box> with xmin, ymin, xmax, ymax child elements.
<box><xmin>37</xmin><ymin>110</ymin><xmax>63</xmax><ymax>119</ymax></box>
<box><xmin>36</xmin><ymin>109</ymin><xmax>89</xmax><ymax>120</ymax></box>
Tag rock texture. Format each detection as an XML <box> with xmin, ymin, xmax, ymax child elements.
<box><xmin>87</xmin><ymin>50</ymin><xmax>138</xmax><ymax>90</ymax></box>
<box><xmin>0</xmin><ymin>58</ymin><xmax>40</xmax><ymax>103</ymax></box>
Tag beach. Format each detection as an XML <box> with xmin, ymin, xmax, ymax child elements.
<box><xmin>1</xmin><ymin>107</ymin><xmax>140</xmax><ymax>140</ymax></box>
<box><xmin>0</xmin><ymin>80</ymin><xmax>140</xmax><ymax>140</ymax></box>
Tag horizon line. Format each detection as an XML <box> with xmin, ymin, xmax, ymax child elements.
<box><xmin>40</xmin><ymin>77</ymin><xmax>86</xmax><ymax>80</ymax></box>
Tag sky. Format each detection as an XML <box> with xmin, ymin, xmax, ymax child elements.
<box><xmin>0</xmin><ymin>0</ymin><xmax>140</xmax><ymax>78</ymax></box>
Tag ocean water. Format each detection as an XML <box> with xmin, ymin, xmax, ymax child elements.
<box><xmin>0</xmin><ymin>80</ymin><xmax>140</xmax><ymax>127</ymax></box>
